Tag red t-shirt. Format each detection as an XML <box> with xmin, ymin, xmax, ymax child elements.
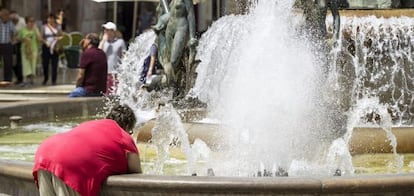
<box><xmin>33</xmin><ymin>119</ymin><xmax>138</xmax><ymax>196</ymax></box>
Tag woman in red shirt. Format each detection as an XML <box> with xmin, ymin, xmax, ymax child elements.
<box><xmin>33</xmin><ymin>104</ymin><xmax>142</xmax><ymax>196</ymax></box>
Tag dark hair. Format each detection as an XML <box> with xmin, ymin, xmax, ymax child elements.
<box><xmin>25</xmin><ymin>16</ymin><xmax>34</xmax><ymax>23</ymax></box>
<box><xmin>86</xmin><ymin>33</ymin><xmax>100</xmax><ymax>48</ymax></box>
<box><xmin>47</xmin><ymin>13</ymin><xmax>56</xmax><ymax>19</ymax></box>
<box><xmin>106</xmin><ymin>104</ymin><xmax>136</xmax><ymax>133</ymax></box>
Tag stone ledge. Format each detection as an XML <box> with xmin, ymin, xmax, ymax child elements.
<box><xmin>0</xmin><ymin>97</ymin><xmax>105</xmax><ymax>125</ymax></box>
<box><xmin>0</xmin><ymin>160</ymin><xmax>413</xmax><ymax>195</ymax></box>
<box><xmin>339</xmin><ymin>9</ymin><xmax>414</xmax><ymax>17</ymax></box>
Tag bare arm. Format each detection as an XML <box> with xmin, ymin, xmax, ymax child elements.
<box><xmin>147</xmin><ymin>55</ymin><xmax>156</xmax><ymax>78</ymax></box>
<box><xmin>75</xmin><ymin>68</ymin><xmax>85</xmax><ymax>87</ymax></box>
<box><xmin>127</xmin><ymin>152</ymin><xmax>142</xmax><ymax>173</ymax></box>
<box><xmin>98</xmin><ymin>33</ymin><xmax>107</xmax><ymax>50</ymax></box>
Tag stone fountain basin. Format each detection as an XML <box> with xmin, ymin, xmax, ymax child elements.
<box><xmin>1</xmin><ymin>159</ymin><xmax>414</xmax><ymax>195</ymax></box>
<box><xmin>0</xmin><ymin>98</ymin><xmax>414</xmax><ymax>195</ymax></box>
<box><xmin>137</xmin><ymin>121</ymin><xmax>414</xmax><ymax>155</ymax></box>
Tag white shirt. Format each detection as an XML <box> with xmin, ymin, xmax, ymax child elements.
<box><xmin>102</xmin><ymin>38</ymin><xmax>126</xmax><ymax>73</ymax></box>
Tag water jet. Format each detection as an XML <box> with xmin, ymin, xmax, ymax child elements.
<box><xmin>1</xmin><ymin>0</ymin><xmax>414</xmax><ymax>195</ymax></box>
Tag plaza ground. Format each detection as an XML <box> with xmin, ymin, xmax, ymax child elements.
<box><xmin>0</xmin><ymin>67</ymin><xmax>78</xmax><ymax>107</ymax></box>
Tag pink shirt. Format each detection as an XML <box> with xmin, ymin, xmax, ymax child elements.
<box><xmin>33</xmin><ymin>119</ymin><xmax>138</xmax><ymax>196</ymax></box>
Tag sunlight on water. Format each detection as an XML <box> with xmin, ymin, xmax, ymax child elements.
<box><xmin>332</xmin><ymin>16</ymin><xmax>414</xmax><ymax>125</ymax></box>
<box><xmin>190</xmin><ymin>0</ymin><xmax>340</xmax><ymax>176</ymax></box>
<box><xmin>103</xmin><ymin>0</ymin><xmax>414</xmax><ymax>177</ymax></box>
<box><xmin>4</xmin><ymin>7</ymin><xmax>414</xmax><ymax>176</ymax></box>
<box><xmin>0</xmin><ymin>120</ymin><xmax>209</xmax><ymax>174</ymax></box>
<box><xmin>1</xmin><ymin>120</ymin><xmax>413</xmax><ymax>175</ymax></box>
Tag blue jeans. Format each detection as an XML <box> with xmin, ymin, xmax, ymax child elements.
<box><xmin>68</xmin><ymin>87</ymin><xmax>87</xmax><ymax>97</ymax></box>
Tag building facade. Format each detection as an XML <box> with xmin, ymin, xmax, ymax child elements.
<box><xmin>2</xmin><ymin>0</ymin><xmax>414</xmax><ymax>42</ymax></box>
<box><xmin>2</xmin><ymin>0</ymin><xmax>245</xmax><ymax>42</ymax></box>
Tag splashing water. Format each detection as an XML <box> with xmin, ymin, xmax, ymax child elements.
<box><xmin>103</xmin><ymin>31</ymin><xmax>157</xmax><ymax>125</ymax></box>
<box><xmin>191</xmin><ymin>0</ymin><xmax>343</xmax><ymax>176</ymax></box>
<box><xmin>113</xmin><ymin>0</ymin><xmax>414</xmax><ymax>176</ymax></box>
<box><xmin>111</xmin><ymin>30</ymin><xmax>211</xmax><ymax>175</ymax></box>
<box><xmin>332</xmin><ymin>16</ymin><xmax>414</xmax><ymax>125</ymax></box>
<box><xmin>327</xmin><ymin>16</ymin><xmax>414</xmax><ymax>173</ymax></box>
<box><xmin>344</xmin><ymin>97</ymin><xmax>404</xmax><ymax>172</ymax></box>
<box><xmin>115</xmin><ymin>0</ymin><xmax>346</xmax><ymax>176</ymax></box>
<box><xmin>191</xmin><ymin>1</ymin><xmax>414</xmax><ymax>176</ymax></box>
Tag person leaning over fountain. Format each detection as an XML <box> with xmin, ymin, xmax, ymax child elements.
<box><xmin>33</xmin><ymin>104</ymin><xmax>142</xmax><ymax>196</ymax></box>
<box><xmin>68</xmin><ymin>33</ymin><xmax>107</xmax><ymax>97</ymax></box>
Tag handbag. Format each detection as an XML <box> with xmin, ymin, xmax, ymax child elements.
<box><xmin>53</xmin><ymin>40</ymin><xmax>64</xmax><ymax>55</ymax></box>
<box><xmin>46</xmin><ymin>25</ymin><xmax>63</xmax><ymax>55</ymax></box>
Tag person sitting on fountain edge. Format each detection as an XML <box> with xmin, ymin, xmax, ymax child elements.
<box><xmin>33</xmin><ymin>104</ymin><xmax>142</xmax><ymax>196</ymax></box>
<box><xmin>68</xmin><ymin>33</ymin><xmax>107</xmax><ymax>97</ymax></box>
<box><xmin>140</xmin><ymin>36</ymin><xmax>164</xmax><ymax>90</ymax></box>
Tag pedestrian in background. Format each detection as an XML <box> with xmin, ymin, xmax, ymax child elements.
<box><xmin>17</xmin><ymin>16</ymin><xmax>41</xmax><ymax>86</ymax></box>
<box><xmin>40</xmin><ymin>13</ymin><xmax>62</xmax><ymax>85</ymax></box>
<box><xmin>10</xmin><ymin>10</ymin><xmax>25</xmax><ymax>85</ymax></box>
<box><xmin>0</xmin><ymin>8</ymin><xmax>16</xmax><ymax>83</ymax></box>
<box><xmin>99</xmin><ymin>21</ymin><xmax>126</xmax><ymax>94</ymax></box>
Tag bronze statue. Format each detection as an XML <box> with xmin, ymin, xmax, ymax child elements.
<box><xmin>164</xmin><ymin>0</ymin><xmax>197</xmax><ymax>82</ymax></box>
<box><xmin>153</xmin><ymin>0</ymin><xmax>198</xmax><ymax>97</ymax></box>
<box><xmin>154</xmin><ymin>0</ymin><xmax>170</xmax><ymax>69</ymax></box>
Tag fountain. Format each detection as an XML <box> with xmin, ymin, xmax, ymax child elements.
<box><xmin>1</xmin><ymin>0</ymin><xmax>414</xmax><ymax>195</ymax></box>
<box><xmin>116</xmin><ymin>0</ymin><xmax>348</xmax><ymax>177</ymax></box>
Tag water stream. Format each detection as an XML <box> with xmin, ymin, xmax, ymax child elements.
<box><xmin>110</xmin><ymin>0</ymin><xmax>414</xmax><ymax>177</ymax></box>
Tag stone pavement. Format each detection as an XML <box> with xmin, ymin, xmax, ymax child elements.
<box><xmin>0</xmin><ymin>84</ymin><xmax>74</xmax><ymax>101</ymax></box>
<box><xmin>0</xmin><ymin>69</ymin><xmax>78</xmax><ymax>107</ymax></box>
